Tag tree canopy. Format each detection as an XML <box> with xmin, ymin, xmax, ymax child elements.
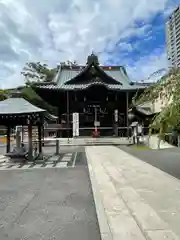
<box><xmin>1</xmin><ymin>60</ymin><xmax>78</xmax><ymax>115</ymax></box>
<box><xmin>19</xmin><ymin>61</ymin><xmax>59</xmax><ymax>115</ymax></box>
<box><xmin>0</xmin><ymin>89</ymin><xmax>8</xmax><ymax>101</ymax></box>
<box><xmin>20</xmin><ymin>86</ymin><xmax>58</xmax><ymax>116</ymax></box>
<box><xmin>21</xmin><ymin>62</ymin><xmax>59</xmax><ymax>84</ymax></box>
<box><xmin>21</xmin><ymin>60</ymin><xmax>78</xmax><ymax>85</ymax></box>
<box><xmin>133</xmin><ymin>67</ymin><xmax>180</xmax><ymax>137</ymax></box>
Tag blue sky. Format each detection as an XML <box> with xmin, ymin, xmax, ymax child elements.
<box><xmin>0</xmin><ymin>0</ymin><xmax>179</xmax><ymax>88</ymax></box>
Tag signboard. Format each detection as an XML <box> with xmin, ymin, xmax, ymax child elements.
<box><xmin>94</xmin><ymin>121</ymin><xmax>100</xmax><ymax>127</ymax></box>
<box><xmin>114</xmin><ymin>109</ymin><xmax>118</xmax><ymax>122</ymax></box>
<box><xmin>73</xmin><ymin>112</ymin><xmax>79</xmax><ymax>137</ymax></box>
<box><xmin>22</xmin><ymin>126</ymin><xmax>38</xmax><ymax>142</ymax></box>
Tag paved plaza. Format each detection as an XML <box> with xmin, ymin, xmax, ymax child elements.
<box><xmin>0</xmin><ymin>152</ymin><xmax>85</xmax><ymax>170</ymax></box>
<box><xmin>0</xmin><ymin>152</ymin><xmax>101</xmax><ymax>240</ymax></box>
<box><xmin>1</xmin><ymin>144</ymin><xmax>180</xmax><ymax>239</ymax></box>
<box><xmin>0</xmin><ymin>146</ymin><xmax>86</xmax><ymax>170</ymax></box>
<box><xmin>86</xmin><ymin>146</ymin><xmax>180</xmax><ymax>239</ymax></box>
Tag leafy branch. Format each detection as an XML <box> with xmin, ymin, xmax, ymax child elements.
<box><xmin>133</xmin><ymin>67</ymin><xmax>180</xmax><ymax>137</ymax></box>
<box><xmin>21</xmin><ymin>62</ymin><xmax>59</xmax><ymax>84</ymax></box>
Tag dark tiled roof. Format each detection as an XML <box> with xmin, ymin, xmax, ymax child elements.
<box><xmin>38</xmin><ymin>65</ymin><xmax>148</xmax><ymax>91</ymax></box>
<box><xmin>56</xmin><ymin>66</ymin><xmax>130</xmax><ymax>87</ymax></box>
<box><xmin>37</xmin><ymin>81</ymin><xmax>122</xmax><ymax>90</ymax></box>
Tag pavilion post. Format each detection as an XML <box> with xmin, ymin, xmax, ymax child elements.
<box><xmin>57</xmin><ymin>107</ymin><xmax>61</xmax><ymax>137</ymax></box>
<box><xmin>67</xmin><ymin>91</ymin><xmax>70</xmax><ymax>141</ymax></box>
<box><xmin>38</xmin><ymin>124</ymin><xmax>42</xmax><ymax>154</ymax></box>
<box><xmin>6</xmin><ymin>125</ymin><xmax>11</xmax><ymax>153</ymax></box>
<box><xmin>28</xmin><ymin>123</ymin><xmax>33</xmax><ymax>161</ymax></box>
<box><xmin>42</xmin><ymin>125</ymin><xmax>45</xmax><ymax>146</ymax></box>
<box><xmin>126</xmin><ymin>92</ymin><xmax>129</xmax><ymax>138</ymax></box>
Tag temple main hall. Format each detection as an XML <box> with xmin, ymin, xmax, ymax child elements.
<box><xmin>33</xmin><ymin>53</ymin><xmax>149</xmax><ymax>137</ymax></box>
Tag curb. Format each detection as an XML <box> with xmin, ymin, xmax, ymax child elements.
<box><xmin>85</xmin><ymin>149</ymin><xmax>113</xmax><ymax>240</ymax></box>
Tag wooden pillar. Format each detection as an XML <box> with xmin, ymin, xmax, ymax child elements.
<box><xmin>28</xmin><ymin>123</ymin><xmax>33</xmax><ymax>161</ymax></box>
<box><xmin>42</xmin><ymin>125</ymin><xmax>45</xmax><ymax>146</ymax></box>
<box><xmin>126</xmin><ymin>92</ymin><xmax>129</xmax><ymax>137</ymax></box>
<box><xmin>21</xmin><ymin>126</ymin><xmax>24</xmax><ymax>143</ymax></box>
<box><xmin>57</xmin><ymin>107</ymin><xmax>61</xmax><ymax>138</ymax></box>
<box><xmin>38</xmin><ymin>124</ymin><xmax>42</xmax><ymax>154</ymax></box>
<box><xmin>6</xmin><ymin>125</ymin><xmax>11</xmax><ymax>153</ymax></box>
<box><xmin>16</xmin><ymin>127</ymin><xmax>21</xmax><ymax>148</ymax></box>
<box><xmin>67</xmin><ymin>91</ymin><xmax>70</xmax><ymax>139</ymax></box>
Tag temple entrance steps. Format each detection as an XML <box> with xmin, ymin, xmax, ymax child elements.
<box><xmin>44</xmin><ymin>137</ymin><xmax>133</xmax><ymax>146</ymax></box>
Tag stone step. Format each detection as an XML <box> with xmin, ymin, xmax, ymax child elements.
<box><xmin>0</xmin><ymin>155</ymin><xmax>8</xmax><ymax>163</ymax></box>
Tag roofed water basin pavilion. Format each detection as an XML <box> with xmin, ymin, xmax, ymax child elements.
<box><xmin>33</xmin><ymin>53</ymin><xmax>147</xmax><ymax>137</ymax></box>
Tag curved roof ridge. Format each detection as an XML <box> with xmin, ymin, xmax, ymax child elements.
<box><xmin>53</xmin><ymin>65</ymin><xmax>61</xmax><ymax>84</ymax></box>
<box><xmin>119</xmin><ymin>66</ymin><xmax>131</xmax><ymax>83</ymax></box>
<box><xmin>65</xmin><ymin>62</ymin><xmax>120</xmax><ymax>85</ymax></box>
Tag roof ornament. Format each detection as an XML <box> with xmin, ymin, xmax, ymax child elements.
<box><xmin>87</xmin><ymin>51</ymin><xmax>99</xmax><ymax>65</ymax></box>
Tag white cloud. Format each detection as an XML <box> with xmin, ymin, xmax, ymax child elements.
<box><xmin>0</xmin><ymin>0</ymin><xmax>177</xmax><ymax>88</ymax></box>
<box><xmin>126</xmin><ymin>48</ymin><xmax>168</xmax><ymax>81</ymax></box>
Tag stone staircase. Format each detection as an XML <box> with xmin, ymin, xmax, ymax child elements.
<box><xmin>44</xmin><ymin>137</ymin><xmax>133</xmax><ymax>146</ymax></box>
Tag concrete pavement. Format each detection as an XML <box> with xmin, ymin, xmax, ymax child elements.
<box><xmin>86</xmin><ymin>146</ymin><xmax>180</xmax><ymax>239</ymax></box>
<box><xmin>119</xmin><ymin>145</ymin><xmax>180</xmax><ymax>180</ymax></box>
<box><xmin>0</xmin><ymin>159</ymin><xmax>101</xmax><ymax>240</ymax></box>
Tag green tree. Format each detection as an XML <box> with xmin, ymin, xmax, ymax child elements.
<box><xmin>20</xmin><ymin>62</ymin><xmax>59</xmax><ymax>115</ymax></box>
<box><xmin>0</xmin><ymin>89</ymin><xmax>8</xmax><ymax>101</ymax></box>
<box><xmin>133</xmin><ymin>67</ymin><xmax>180</xmax><ymax>139</ymax></box>
<box><xmin>21</xmin><ymin>62</ymin><xmax>59</xmax><ymax>84</ymax></box>
<box><xmin>20</xmin><ymin>86</ymin><xmax>58</xmax><ymax>116</ymax></box>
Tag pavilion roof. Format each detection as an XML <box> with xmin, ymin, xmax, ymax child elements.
<box><xmin>0</xmin><ymin>97</ymin><xmax>46</xmax><ymax>115</ymax></box>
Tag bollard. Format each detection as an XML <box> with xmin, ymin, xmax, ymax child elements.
<box><xmin>56</xmin><ymin>139</ymin><xmax>59</xmax><ymax>155</ymax></box>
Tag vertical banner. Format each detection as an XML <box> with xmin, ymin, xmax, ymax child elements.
<box><xmin>114</xmin><ymin>109</ymin><xmax>118</xmax><ymax>122</ymax></box>
<box><xmin>73</xmin><ymin>112</ymin><xmax>79</xmax><ymax>137</ymax></box>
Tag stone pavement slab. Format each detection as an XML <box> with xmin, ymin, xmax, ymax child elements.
<box><xmin>86</xmin><ymin>146</ymin><xmax>180</xmax><ymax>240</ymax></box>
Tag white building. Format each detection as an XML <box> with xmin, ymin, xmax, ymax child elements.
<box><xmin>166</xmin><ymin>6</ymin><xmax>180</xmax><ymax>67</ymax></box>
